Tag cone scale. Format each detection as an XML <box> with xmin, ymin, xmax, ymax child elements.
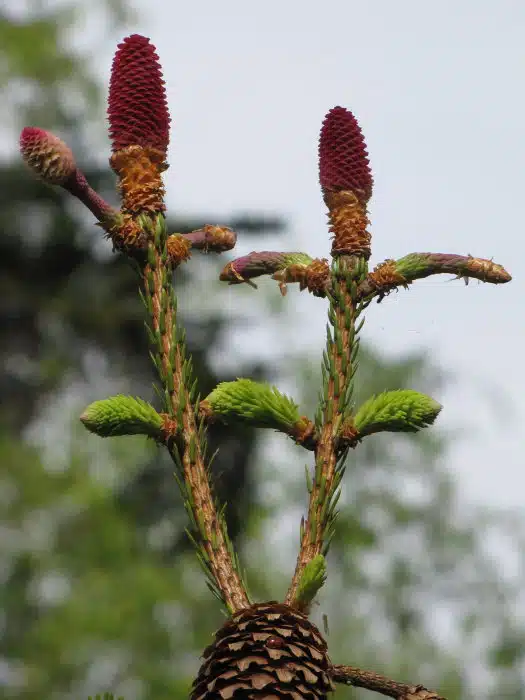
<box><xmin>191</xmin><ymin>603</ymin><xmax>334</xmax><ymax>700</ymax></box>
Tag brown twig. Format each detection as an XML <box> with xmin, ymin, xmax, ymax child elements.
<box><xmin>330</xmin><ymin>665</ymin><xmax>446</xmax><ymax>700</ymax></box>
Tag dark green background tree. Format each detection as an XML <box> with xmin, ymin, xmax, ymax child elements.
<box><xmin>1</xmin><ymin>3</ymin><xmax>524</xmax><ymax>699</ymax></box>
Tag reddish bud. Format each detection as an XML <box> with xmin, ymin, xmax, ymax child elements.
<box><xmin>108</xmin><ymin>34</ymin><xmax>170</xmax><ymax>156</ymax></box>
<box><xmin>219</xmin><ymin>251</ymin><xmax>288</xmax><ymax>287</ymax></box>
<box><xmin>319</xmin><ymin>106</ymin><xmax>373</xmax><ymax>201</ymax></box>
<box><xmin>19</xmin><ymin>127</ymin><xmax>76</xmax><ymax>185</ymax></box>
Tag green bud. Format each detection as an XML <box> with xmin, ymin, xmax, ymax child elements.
<box><xmin>205</xmin><ymin>378</ymin><xmax>300</xmax><ymax>430</ymax></box>
<box><xmin>354</xmin><ymin>389</ymin><xmax>441</xmax><ymax>436</ymax></box>
<box><xmin>80</xmin><ymin>395</ymin><xmax>163</xmax><ymax>438</ymax></box>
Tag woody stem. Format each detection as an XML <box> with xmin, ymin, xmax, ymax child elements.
<box><xmin>330</xmin><ymin>664</ymin><xmax>446</xmax><ymax>700</ymax></box>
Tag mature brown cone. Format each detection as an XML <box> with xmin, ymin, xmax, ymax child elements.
<box><xmin>191</xmin><ymin>602</ymin><xmax>334</xmax><ymax>699</ymax></box>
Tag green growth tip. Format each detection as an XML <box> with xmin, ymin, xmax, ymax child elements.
<box><xmin>205</xmin><ymin>378</ymin><xmax>300</xmax><ymax>431</ymax></box>
<box><xmin>80</xmin><ymin>395</ymin><xmax>164</xmax><ymax>438</ymax></box>
<box><xmin>354</xmin><ymin>389</ymin><xmax>441</xmax><ymax>436</ymax></box>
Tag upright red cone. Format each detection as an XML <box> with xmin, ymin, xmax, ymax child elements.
<box><xmin>108</xmin><ymin>33</ymin><xmax>171</xmax><ymax>157</ymax></box>
<box><xmin>318</xmin><ymin>107</ymin><xmax>373</xmax><ymax>258</ymax></box>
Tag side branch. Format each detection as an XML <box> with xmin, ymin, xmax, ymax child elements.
<box><xmin>219</xmin><ymin>251</ymin><xmax>510</xmax><ymax>300</ymax></box>
<box><xmin>357</xmin><ymin>252</ymin><xmax>511</xmax><ymax>303</ymax></box>
<box><xmin>330</xmin><ymin>665</ymin><xmax>446</xmax><ymax>700</ymax></box>
<box><xmin>219</xmin><ymin>251</ymin><xmax>329</xmax><ymax>296</ymax></box>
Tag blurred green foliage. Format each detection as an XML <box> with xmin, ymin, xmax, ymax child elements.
<box><xmin>1</xmin><ymin>3</ymin><xmax>525</xmax><ymax>700</ymax></box>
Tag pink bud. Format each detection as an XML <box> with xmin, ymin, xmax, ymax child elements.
<box><xmin>19</xmin><ymin>127</ymin><xmax>76</xmax><ymax>185</ymax></box>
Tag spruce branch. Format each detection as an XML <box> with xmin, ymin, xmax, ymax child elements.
<box><xmin>23</xmin><ymin>28</ymin><xmax>514</xmax><ymax>699</ymax></box>
<box><xmin>286</xmin><ymin>108</ymin><xmax>372</xmax><ymax>609</ymax></box>
<box><xmin>284</xmin><ymin>107</ymin><xmax>510</xmax><ymax>615</ymax></box>
<box><xmin>104</xmin><ymin>35</ymin><xmax>249</xmax><ymax>614</ymax></box>
<box><xmin>90</xmin><ymin>35</ymin><xmax>250</xmax><ymax>614</ymax></box>
<box><xmin>21</xmin><ymin>33</ymin><xmax>250</xmax><ymax>615</ymax></box>
<box><xmin>330</xmin><ymin>665</ymin><xmax>446</xmax><ymax>700</ymax></box>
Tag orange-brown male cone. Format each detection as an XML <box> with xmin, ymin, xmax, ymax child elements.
<box><xmin>319</xmin><ymin>106</ymin><xmax>373</xmax><ymax>258</ymax></box>
<box><xmin>107</xmin><ymin>34</ymin><xmax>171</xmax><ymax>215</ymax></box>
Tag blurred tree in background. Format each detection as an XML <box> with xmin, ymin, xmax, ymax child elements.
<box><xmin>1</xmin><ymin>3</ymin><xmax>525</xmax><ymax>700</ymax></box>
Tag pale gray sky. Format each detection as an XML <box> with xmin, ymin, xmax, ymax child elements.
<box><xmin>52</xmin><ymin>0</ymin><xmax>525</xmax><ymax>507</ymax></box>
<box><xmin>108</xmin><ymin>0</ymin><xmax>523</xmax><ymax>508</ymax></box>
